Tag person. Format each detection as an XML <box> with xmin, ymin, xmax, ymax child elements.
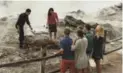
<box><xmin>92</xmin><ymin>25</ymin><xmax>104</xmax><ymax>73</ymax></box>
<box><xmin>47</xmin><ymin>8</ymin><xmax>59</xmax><ymax>39</ymax></box>
<box><xmin>84</xmin><ymin>24</ymin><xmax>94</xmax><ymax>73</ymax></box>
<box><xmin>84</xmin><ymin>24</ymin><xmax>93</xmax><ymax>56</ymax></box>
<box><xmin>55</xmin><ymin>28</ymin><xmax>76</xmax><ymax>73</ymax></box>
<box><xmin>72</xmin><ymin>30</ymin><xmax>88</xmax><ymax>73</ymax></box>
<box><xmin>15</xmin><ymin>8</ymin><xmax>33</xmax><ymax>49</ymax></box>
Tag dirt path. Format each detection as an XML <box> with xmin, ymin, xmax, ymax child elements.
<box><xmin>91</xmin><ymin>51</ymin><xmax>122</xmax><ymax>73</ymax></box>
<box><xmin>101</xmin><ymin>52</ymin><xmax>122</xmax><ymax>73</ymax></box>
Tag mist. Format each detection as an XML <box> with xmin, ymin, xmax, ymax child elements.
<box><xmin>0</xmin><ymin>1</ymin><xmax>121</xmax><ymax>28</ymax></box>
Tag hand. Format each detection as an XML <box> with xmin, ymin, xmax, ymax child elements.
<box><xmin>53</xmin><ymin>52</ymin><xmax>57</xmax><ymax>55</ymax></box>
<box><xmin>73</xmin><ymin>38</ymin><xmax>79</xmax><ymax>45</ymax></box>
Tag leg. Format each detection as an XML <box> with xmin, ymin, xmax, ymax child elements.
<box><xmin>19</xmin><ymin>27</ymin><xmax>24</xmax><ymax>48</ymax></box>
<box><xmin>54</xmin><ymin>24</ymin><xmax>57</xmax><ymax>39</ymax></box>
<box><xmin>69</xmin><ymin>60</ymin><xmax>77</xmax><ymax>73</ymax></box>
<box><xmin>54</xmin><ymin>32</ymin><xmax>57</xmax><ymax>39</ymax></box>
<box><xmin>49</xmin><ymin>25</ymin><xmax>52</xmax><ymax>39</ymax></box>
<box><xmin>77</xmin><ymin>69</ymin><xmax>83</xmax><ymax>73</ymax></box>
<box><xmin>49</xmin><ymin>31</ymin><xmax>52</xmax><ymax>39</ymax></box>
<box><xmin>87</xmin><ymin>61</ymin><xmax>91</xmax><ymax>73</ymax></box>
<box><xmin>60</xmin><ymin>60</ymin><xmax>68</xmax><ymax>73</ymax></box>
<box><xmin>83</xmin><ymin>68</ymin><xmax>88</xmax><ymax>73</ymax></box>
<box><xmin>94</xmin><ymin>59</ymin><xmax>101</xmax><ymax>73</ymax></box>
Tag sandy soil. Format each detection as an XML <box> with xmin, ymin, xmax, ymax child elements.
<box><xmin>94</xmin><ymin>51</ymin><xmax>122</xmax><ymax>73</ymax></box>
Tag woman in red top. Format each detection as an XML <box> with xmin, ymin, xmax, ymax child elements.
<box><xmin>47</xmin><ymin>8</ymin><xmax>59</xmax><ymax>39</ymax></box>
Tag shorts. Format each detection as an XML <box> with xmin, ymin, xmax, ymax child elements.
<box><xmin>60</xmin><ymin>59</ymin><xmax>76</xmax><ymax>73</ymax></box>
<box><xmin>92</xmin><ymin>56</ymin><xmax>102</xmax><ymax>60</ymax></box>
<box><xmin>48</xmin><ymin>24</ymin><xmax>57</xmax><ymax>32</ymax></box>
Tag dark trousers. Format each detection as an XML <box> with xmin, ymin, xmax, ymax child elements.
<box><xmin>19</xmin><ymin>27</ymin><xmax>24</xmax><ymax>48</ymax></box>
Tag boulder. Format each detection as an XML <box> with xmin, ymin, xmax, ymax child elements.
<box><xmin>97</xmin><ymin>3</ymin><xmax>122</xmax><ymax>21</ymax></box>
<box><xmin>23</xmin><ymin>34</ymin><xmax>59</xmax><ymax>49</ymax></box>
<box><xmin>64</xmin><ymin>15</ymin><xmax>85</xmax><ymax>27</ymax></box>
<box><xmin>68</xmin><ymin>9</ymin><xmax>85</xmax><ymax>18</ymax></box>
<box><xmin>102</xmin><ymin>23</ymin><xmax>121</xmax><ymax>40</ymax></box>
<box><xmin>0</xmin><ymin>17</ymin><xmax>8</xmax><ymax>21</ymax></box>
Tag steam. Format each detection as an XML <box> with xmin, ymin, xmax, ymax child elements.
<box><xmin>0</xmin><ymin>1</ymin><xmax>121</xmax><ymax>27</ymax></box>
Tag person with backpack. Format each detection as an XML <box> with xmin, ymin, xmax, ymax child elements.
<box><xmin>47</xmin><ymin>8</ymin><xmax>59</xmax><ymax>39</ymax></box>
<box><xmin>15</xmin><ymin>9</ymin><xmax>33</xmax><ymax>49</ymax></box>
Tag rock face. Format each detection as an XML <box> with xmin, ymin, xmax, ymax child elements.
<box><xmin>0</xmin><ymin>17</ymin><xmax>8</xmax><ymax>21</ymax></box>
<box><xmin>63</xmin><ymin>15</ymin><xmax>85</xmax><ymax>27</ymax></box>
<box><xmin>97</xmin><ymin>3</ymin><xmax>122</xmax><ymax>21</ymax></box>
<box><xmin>24</xmin><ymin>34</ymin><xmax>59</xmax><ymax>49</ymax></box>
<box><xmin>68</xmin><ymin>10</ymin><xmax>85</xmax><ymax>18</ymax></box>
<box><xmin>102</xmin><ymin>23</ymin><xmax>121</xmax><ymax>40</ymax></box>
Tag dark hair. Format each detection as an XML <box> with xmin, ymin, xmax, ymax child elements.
<box><xmin>94</xmin><ymin>23</ymin><xmax>99</xmax><ymax>29</ymax></box>
<box><xmin>48</xmin><ymin>8</ymin><xmax>54</xmax><ymax>16</ymax></box>
<box><xmin>85</xmin><ymin>24</ymin><xmax>91</xmax><ymax>31</ymax></box>
<box><xmin>64</xmin><ymin>28</ymin><xmax>71</xmax><ymax>35</ymax></box>
<box><xmin>26</xmin><ymin>8</ymin><xmax>31</xmax><ymax>13</ymax></box>
<box><xmin>77</xmin><ymin>30</ymin><xmax>84</xmax><ymax>38</ymax></box>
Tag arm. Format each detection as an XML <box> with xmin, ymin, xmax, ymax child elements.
<box><xmin>71</xmin><ymin>39</ymin><xmax>80</xmax><ymax>51</ymax></box>
<box><xmin>15</xmin><ymin>21</ymin><xmax>19</xmax><ymax>29</ymax></box>
<box><xmin>55</xmin><ymin>48</ymin><xmax>64</xmax><ymax>55</ymax></box>
<box><xmin>55</xmin><ymin>13</ymin><xmax>59</xmax><ymax>23</ymax></box>
<box><xmin>54</xmin><ymin>40</ymin><xmax>64</xmax><ymax>55</ymax></box>
<box><xmin>47</xmin><ymin>16</ymin><xmax>49</xmax><ymax>25</ymax></box>
<box><xmin>26</xmin><ymin>16</ymin><xmax>32</xmax><ymax>30</ymax></box>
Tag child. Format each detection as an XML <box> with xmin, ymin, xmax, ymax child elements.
<box><xmin>55</xmin><ymin>28</ymin><xmax>76</xmax><ymax>73</ymax></box>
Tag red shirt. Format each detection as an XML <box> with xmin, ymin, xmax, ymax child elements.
<box><xmin>47</xmin><ymin>12</ymin><xmax>58</xmax><ymax>25</ymax></box>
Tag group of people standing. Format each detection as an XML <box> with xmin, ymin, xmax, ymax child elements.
<box><xmin>15</xmin><ymin>8</ymin><xmax>104</xmax><ymax>73</ymax></box>
<box><xmin>55</xmin><ymin>24</ymin><xmax>104</xmax><ymax>73</ymax></box>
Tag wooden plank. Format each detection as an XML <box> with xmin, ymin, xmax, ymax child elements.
<box><xmin>41</xmin><ymin>47</ymin><xmax>47</xmax><ymax>73</ymax></box>
<box><xmin>0</xmin><ymin>54</ymin><xmax>61</xmax><ymax>68</ymax></box>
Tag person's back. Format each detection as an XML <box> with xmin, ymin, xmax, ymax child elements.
<box><xmin>48</xmin><ymin>12</ymin><xmax>58</xmax><ymax>24</ymax></box>
<box><xmin>74</xmin><ymin>37</ymin><xmax>88</xmax><ymax>69</ymax></box>
<box><xmin>16</xmin><ymin>13</ymin><xmax>30</xmax><ymax>27</ymax></box>
<box><xmin>84</xmin><ymin>24</ymin><xmax>94</xmax><ymax>56</ymax></box>
<box><xmin>57</xmin><ymin>28</ymin><xmax>76</xmax><ymax>73</ymax></box>
<box><xmin>75</xmin><ymin>37</ymin><xmax>88</xmax><ymax>55</ymax></box>
<box><xmin>72</xmin><ymin>30</ymin><xmax>88</xmax><ymax>73</ymax></box>
<box><xmin>85</xmin><ymin>31</ymin><xmax>93</xmax><ymax>55</ymax></box>
<box><xmin>60</xmin><ymin>36</ymin><xmax>74</xmax><ymax>60</ymax></box>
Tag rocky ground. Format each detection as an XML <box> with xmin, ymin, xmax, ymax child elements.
<box><xmin>0</xmin><ymin>2</ymin><xmax>122</xmax><ymax>73</ymax></box>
